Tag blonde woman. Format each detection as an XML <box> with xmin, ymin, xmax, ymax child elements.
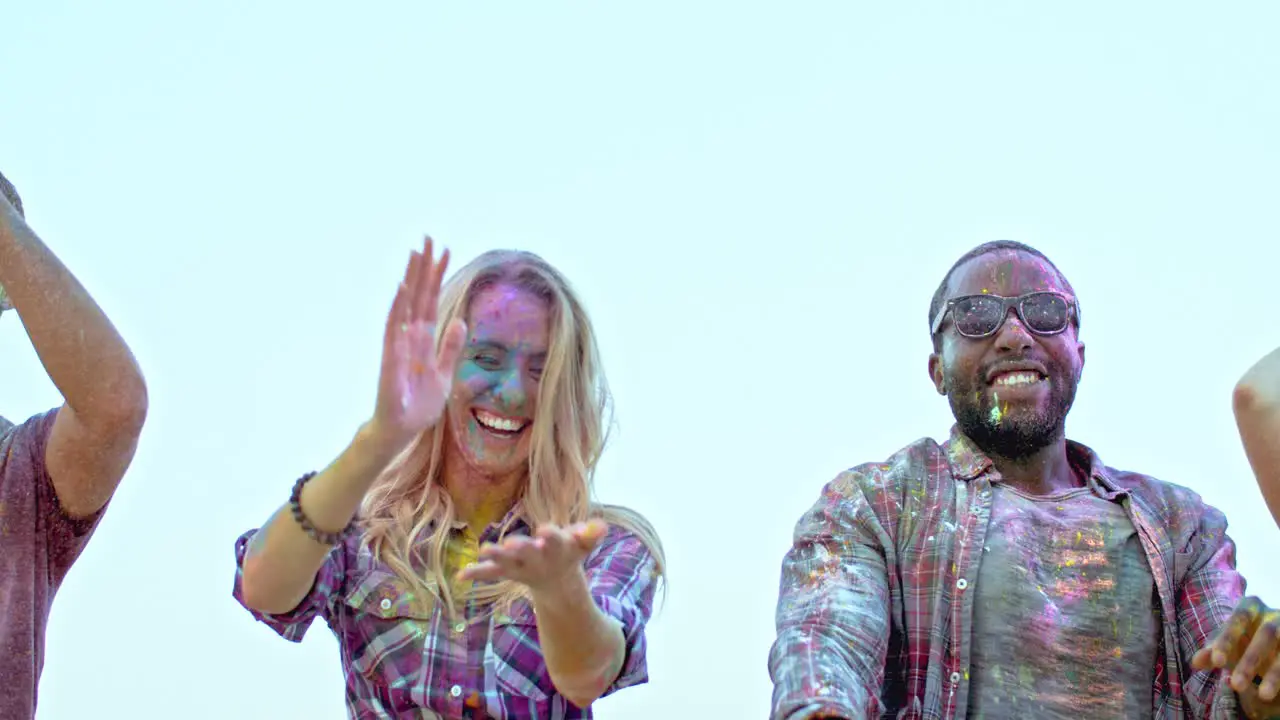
<box><xmin>233</xmin><ymin>238</ymin><xmax>664</xmax><ymax>719</ymax></box>
<box><xmin>1235</xmin><ymin>346</ymin><xmax>1280</xmax><ymax>527</ymax></box>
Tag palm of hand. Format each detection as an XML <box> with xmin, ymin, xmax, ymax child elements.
<box><xmin>1192</xmin><ymin>596</ymin><xmax>1280</xmax><ymax>713</ymax></box>
<box><xmin>456</xmin><ymin>521</ymin><xmax>609</xmax><ymax>595</ymax></box>
<box><xmin>383</xmin><ymin>319</ymin><xmax>461</xmax><ymax>430</ymax></box>
<box><xmin>373</xmin><ymin>237</ymin><xmax>467</xmax><ymax>447</ymax></box>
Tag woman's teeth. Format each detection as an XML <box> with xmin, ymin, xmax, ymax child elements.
<box><xmin>994</xmin><ymin>371</ymin><xmax>1043</xmax><ymax>387</ymax></box>
<box><xmin>474</xmin><ymin>410</ymin><xmax>527</xmax><ymax>433</ymax></box>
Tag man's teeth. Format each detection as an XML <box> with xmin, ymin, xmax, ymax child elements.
<box><xmin>994</xmin><ymin>371</ymin><xmax>1043</xmax><ymax>387</ymax></box>
<box><xmin>475</xmin><ymin>411</ymin><xmax>526</xmax><ymax>432</ymax></box>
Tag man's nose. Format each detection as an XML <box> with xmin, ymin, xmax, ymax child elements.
<box><xmin>994</xmin><ymin>308</ymin><xmax>1034</xmax><ymax>353</ymax></box>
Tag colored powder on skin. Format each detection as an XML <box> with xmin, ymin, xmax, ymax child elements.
<box><xmin>455</xmin><ymin>348</ymin><xmax>531</xmax><ymax>465</ymax></box>
<box><xmin>989</xmin><ymin>391</ymin><xmax>1004</xmax><ymax>425</ymax></box>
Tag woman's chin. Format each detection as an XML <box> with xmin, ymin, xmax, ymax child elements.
<box><xmin>460</xmin><ymin>446</ymin><xmax>529</xmax><ymax>480</ymax></box>
<box><xmin>444</xmin><ymin>418</ymin><xmax>530</xmax><ymax>480</ymax></box>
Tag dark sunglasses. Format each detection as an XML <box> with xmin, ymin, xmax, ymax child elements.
<box><xmin>931</xmin><ymin>291</ymin><xmax>1077</xmax><ymax>339</ymax></box>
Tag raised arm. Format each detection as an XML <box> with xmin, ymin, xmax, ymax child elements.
<box><xmin>769</xmin><ymin>471</ymin><xmax>892</xmax><ymax>720</ymax></box>
<box><xmin>0</xmin><ymin>173</ymin><xmax>147</xmax><ymax>519</ymax></box>
<box><xmin>1234</xmin><ymin>347</ymin><xmax>1280</xmax><ymax>526</ymax></box>
<box><xmin>238</xmin><ymin>236</ymin><xmax>467</xmax><ymax>615</ymax></box>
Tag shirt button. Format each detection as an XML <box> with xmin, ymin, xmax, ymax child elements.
<box><xmin>453</xmin><ymin>622</ymin><xmax>466</xmax><ymax>633</ymax></box>
<box><xmin>950</xmin><ymin>672</ymin><xmax>961</xmax><ymax>684</ymax></box>
<box><xmin>450</xmin><ymin>685</ymin><xmax>462</xmax><ymax>698</ymax></box>
<box><xmin>380</xmin><ymin>598</ymin><xmax>392</xmax><ymax>610</ymax></box>
<box><xmin>956</xmin><ymin>579</ymin><xmax>968</xmax><ymax>590</ymax></box>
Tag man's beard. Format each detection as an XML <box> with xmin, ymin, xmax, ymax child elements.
<box><xmin>948</xmin><ymin>373</ymin><xmax>1077</xmax><ymax>460</ymax></box>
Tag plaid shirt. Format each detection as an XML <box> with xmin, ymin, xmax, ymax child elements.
<box><xmin>233</xmin><ymin>511</ymin><xmax>658</xmax><ymax>719</ymax></box>
<box><xmin>770</xmin><ymin>427</ymin><xmax>1246</xmax><ymax>720</ymax></box>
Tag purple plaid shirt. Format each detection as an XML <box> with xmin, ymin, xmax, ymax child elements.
<box><xmin>770</xmin><ymin>427</ymin><xmax>1247</xmax><ymax>720</ymax></box>
<box><xmin>233</xmin><ymin>511</ymin><xmax>658</xmax><ymax>719</ymax></box>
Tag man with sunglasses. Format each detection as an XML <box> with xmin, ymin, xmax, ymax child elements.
<box><xmin>0</xmin><ymin>170</ymin><xmax>148</xmax><ymax>718</ymax></box>
<box><xmin>769</xmin><ymin>240</ymin><xmax>1280</xmax><ymax>719</ymax></box>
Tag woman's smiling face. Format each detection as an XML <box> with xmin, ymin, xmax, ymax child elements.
<box><xmin>445</xmin><ymin>283</ymin><xmax>550</xmax><ymax>477</ymax></box>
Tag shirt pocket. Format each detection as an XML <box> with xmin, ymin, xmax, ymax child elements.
<box><xmin>341</xmin><ymin>569</ymin><xmax>436</xmax><ymax>683</ymax></box>
<box><xmin>489</xmin><ymin>602</ymin><xmax>554</xmax><ymax>702</ymax></box>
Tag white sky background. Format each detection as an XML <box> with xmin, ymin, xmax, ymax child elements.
<box><xmin>3</xmin><ymin>2</ymin><xmax>1280</xmax><ymax>717</ymax></box>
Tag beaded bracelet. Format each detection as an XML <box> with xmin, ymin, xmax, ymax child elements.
<box><xmin>288</xmin><ymin>471</ymin><xmax>353</xmax><ymax>546</ymax></box>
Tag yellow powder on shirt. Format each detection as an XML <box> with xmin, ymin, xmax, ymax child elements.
<box><xmin>445</xmin><ymin>527</ymin><xmax>481</xmax><ymax>598</ymax></box>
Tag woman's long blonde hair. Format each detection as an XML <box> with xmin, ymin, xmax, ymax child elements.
<box><xmin>359</xmin><ymin>249</ymin><xmax>665</xmax><ymax>616</ymax></box>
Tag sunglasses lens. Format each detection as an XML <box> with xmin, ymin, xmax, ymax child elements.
<box><xmin>1021</xmin><ymin>293</ymin><xmax>1070</xmax><ymax>333</ymax></box>
<box><xmin>951</xmin><ymin>296</ymin><xmax>1004</xmax><ymax>336</ymax></box>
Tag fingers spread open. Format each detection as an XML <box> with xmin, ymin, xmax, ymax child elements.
<box><xmin>427</xmin><ymin>245</ymin><xmax>451</xmax><ymax>323</ymax></box>
<box><xmin>384</xmin><ymin>282</ymin><xmax>410</xmax><ymax>348</ymax></box>
<box><xmin>411</xmin><ymin>238</ymin><xmax>435</xmax><ymax>321</ymax></box>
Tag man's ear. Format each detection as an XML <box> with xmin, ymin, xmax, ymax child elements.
<box><xmin>929</xmin><ymin>353</ymin><xmax>947</xmax><ymax>395</ymax></box>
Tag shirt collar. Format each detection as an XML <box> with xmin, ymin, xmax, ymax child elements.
<box><xmin>944</xmin><ymin>424</ymin><xmax>1127</xmax><ymax>499</ymax></box>
<box><xmin>445</xmin><ymin>502</ymin><xmax>531</xmax><ymax>541</ymax></box>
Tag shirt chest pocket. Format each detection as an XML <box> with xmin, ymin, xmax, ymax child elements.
<box><xmin>488</xmin><ymin>602</ymin><xmax>554</xmax><ymax>702</ymax></box>
<box><xmin>341</xmin><ymin>570</ymin><xmax>437</xmax><ymax>683</ymax></box>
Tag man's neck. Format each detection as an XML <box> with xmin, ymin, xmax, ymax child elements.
<box><xmin>987</xmin><ymin>439</ymin><xmax>1082</xmax><ymax>496</ymax></box>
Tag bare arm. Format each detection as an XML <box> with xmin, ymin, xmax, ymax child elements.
<box><xmin>241</xmin><ymin>237</ymin><xmax>466</xmax><ymax>615</ymax></box>
<box><xmin>530</xmin><ymin>568</ymin><xmax>627</xmax><ymax>708</ymax></box>
<box><xmin>0</xmin><ymin>188</ymin><xmax>147</xmax><ymax>519</ymax></box>
<box><xmin>460</xmin><ymin>520</ymin><xmax>659</xmax><ymax>708</ymax></box>
<box><xmin>1233</xmin><ymin>347</ymin><xmax>1280</xmax><ymax>526</ymax></box>
<box><xmin>239</xmin><ymin>422</ymin><xmax>401</xmax><ymax>615</ymax></box>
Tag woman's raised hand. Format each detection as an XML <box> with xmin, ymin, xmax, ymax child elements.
<box><xmin>369</xmin><ymin>236</ymin><xmax>468</xmax><ymax>452</ymax></box>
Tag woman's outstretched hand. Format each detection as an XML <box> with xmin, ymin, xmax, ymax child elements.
<box><xmin>369</xmin><ymin>236</ymin><xmax>468</xmax><ymax>453</ymax></box>
<box><xmin>457</xmin><ymin>521</ymin><xmax>608</xmax><ymax>595</ymax></box>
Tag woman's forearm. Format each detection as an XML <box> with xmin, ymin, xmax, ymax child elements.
<box><xmin>1235</xmin><ymin>348</ymin><xmax>1280</xmax><ymax>526</ymax></box>
<box><xmin>239</xmin><ymin>422</ymin><xmax>402</xmax><ymax>614</ymax></box>
<box><xmin>530</xmin><ymin>569</ymin><xmax>626</xmax><ymax>708</ymax></box>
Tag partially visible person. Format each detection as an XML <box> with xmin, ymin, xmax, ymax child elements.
<box><xmin>1234</xmin><ymin>346</ymin><xmax>1280</xmax><ymax>527</ymax></box>
<box><xmin>769</xmin><ymin>240</ymin><xmax>1280</xmax><ymax>719</ymax></box>
<box><xmin>232</xmin><ymin>239</ymin><xmax>664</xmax><ymax>719</ymax></box>
<box><xmin>0</xmin><ymin>170</ymin><xmax>149</xmax><ymax>718</ymax></box>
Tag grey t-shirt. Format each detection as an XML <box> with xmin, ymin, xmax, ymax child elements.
<box><xmin>0</xmin><ymin>409</ymin><xmax>107</xmax><ymax>718</ymax></box>
<box><xmin>967</xmin><ymin>483</ymin><xmax>1161</xmax><ymax>719</ymax></box>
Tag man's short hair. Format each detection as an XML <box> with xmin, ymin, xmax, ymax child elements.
<box><xmin>0</xmin><ymin>171</ymin><xmax>24</xmax><ymax>217</ymax></box>
<box><xmin>928</xmin><ymin>240</ymin><xmax>1079</xmax><ymax>350</ymax></box>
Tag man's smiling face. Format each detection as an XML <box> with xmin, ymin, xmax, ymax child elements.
<box><xmin>929</xmin><ymin>248</ymin><xmax>1085</xmax><ymax>459</ymax></box>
